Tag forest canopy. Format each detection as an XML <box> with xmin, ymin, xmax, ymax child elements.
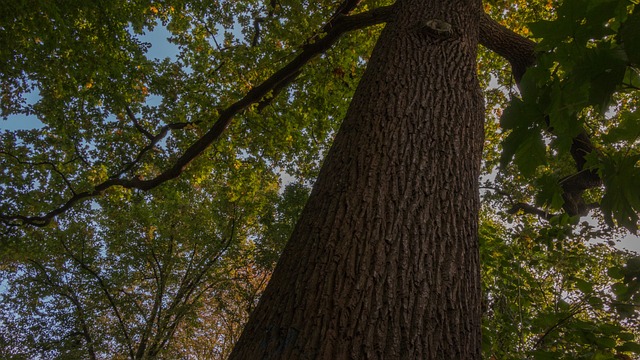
<box><xmin>1</xmin><ymin>0</ymin><xmax>640</xmax><ymax>358</ymax></box>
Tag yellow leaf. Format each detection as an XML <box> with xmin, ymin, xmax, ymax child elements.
<box><xmin>147</xmin><ymin>226</ymin><xmax>157</xmax><ymax>239</ymax></box>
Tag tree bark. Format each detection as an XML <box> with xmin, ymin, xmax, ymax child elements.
<box><xmin>229</xmin><ymin>0</ymin><xmax>484</xmax><ymax>358</ymax></box>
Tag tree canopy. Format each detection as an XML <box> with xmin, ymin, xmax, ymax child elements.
<box><xmin>1</xmin><ymin>0</ymin><xmax>640</xmax><ymax>358</ymax></box>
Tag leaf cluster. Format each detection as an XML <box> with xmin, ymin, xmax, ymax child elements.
<box><xmin>480</xmin><ymin>212</ymin><xmax>640</xmax><ymax>359</ymax></box>
<box><xmin>499</xmin><ymin>0</ymin><xmax>640</xmax><ymax>231</ymax></box>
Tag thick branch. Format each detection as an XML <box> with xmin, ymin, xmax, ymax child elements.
<box><xmin>1</xmin><ymin>4</ymin><xmax>395</xmax><ymax>228</ymax></box>
<box><xmin>479</xmin><ymin>13</ymin><xmax>536</xmax><ymax>82</ymax></box>
<box><xmin>325</xmin><ymin>0</ymin><xmax>363</xmax><ymax>31</ymax></box>
<box><xmin>507</xmin><ymin>202</ymin><xmax>555</xmax><ymax>221</ymax></box>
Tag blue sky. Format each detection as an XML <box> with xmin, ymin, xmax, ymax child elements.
<box><xmin>141</xmin><ymin>21</ymin><xmax>181</xmax><ymax>61</ymax></box>
<box><xmin>0</xmin><ymin>20</ymin><xmax>180</xmax><ymax>132</ymax></box>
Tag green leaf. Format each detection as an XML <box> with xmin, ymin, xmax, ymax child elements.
<box><xmin>588</xmin><ymin>296</ymin><xmax>604</xmax><ymax>309</ymax></box>
<box><xmin>618</xmin><ymin>332</ymin><xmax>636</xmax><ymax>341</ymax></box>
<box><xmin>617</xmin><ymin>342</ymin><xmax>640</xmax><ymax>354</ymax></box>
<box><xmin>621</xmin><ymin>10</ymin><xmax>640</xmax><ymax>65</ymax></box>
<box><xmin>500</xmin><ymin>98</ymin><xmax>544</xmax><ymax>131</ymax></box>
<box><xmin>576</xmin><ymin>278</ymin><xmax>594</xmax><ymax>293</ymax></box>
<box><xmin>531</xmin><ymin>350</ymin><xmax>560</xmax><ymax>360</ymax></box>
<box><xmin>622</xmin><ymin>67</ymin><xmax>640</xmax><ymax>90</ymax></box>
<box><xmin>514</xmin><ymin>130</ymin><xmax>547</xmax><ymax>177</ymax></box>
<box><xmin>612</xmin><ymin>283</ymin><xmax>628</xmax><ymax>296</ymax></box>
<box><xmin>595</xmin><ymin>336</ymin><xmax>617</xmax><ymax>348</ymax></box>
<box><xmin>608</xmin><ymin>266</ymin><xmax>625</xmax><ymax>279</ymax></box>
<box><xmin>519</xmin><ymin>66</ymin><xmax>551</xmax><ymax>102</ymax></box>
<box><xmin>529</xmin><ymin>19</ymin><xmax>572</xmax><ymax>46</ymax></box>
<box><xmin>598</xmin><ymin>153</ymin><xmax>640</xmax><ymax>232</ymax></box>
<box><xmin>500</xmin><ymin>98</ymin><xmax>547</xmax><ymax>174</ymax></box>
<box><xmin>577</xmin><ymin>0</ymin><xmax>622</xmax><ymax>42</ymax></box>
<box><xmin>577</xmin><ymin>46</ymin><xmax>628</xmax><ymax>111</ymax></box>
<box><xmin>603</xmin><ymin>111</ymin><xmax>640</xmax><ymax>143</ymax></box>
<box><xmin>535</xmin><ymin>174</ymin><xmax>565</xmax><ymax>210</ymax></box>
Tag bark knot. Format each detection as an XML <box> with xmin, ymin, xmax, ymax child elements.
<box><xmin>419</xmin><ymin>19</ymin><xmax>453</xmax><ymax>38</ymax></box>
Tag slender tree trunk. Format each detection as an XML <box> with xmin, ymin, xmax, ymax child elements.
<box><xmin>230</xmin><ymin>0</ymin><xmax>484</xmax><ymax>358</ymax></box>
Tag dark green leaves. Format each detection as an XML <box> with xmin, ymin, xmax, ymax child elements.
<box><xmin>621</xmin><ymin>10</ymin><xmax>640</xmax><ymax>65</ymax></box>
<box><xmin>535</xmin><ymin>174</ymin><xmax>565</xmax><ymax>211</ymax></box>
<box><xmin>500</xmin><ymin>0</ymin><xmax>640</xmax><ymax>230</ymax></box>
<box><xmin>617</xmin><ymin>342</ymin><xmax>640</xmax><ymax>354</ymax></box>
<box><xmin>598</xmin><ymin>153</ymin><xmax>640</xmax><ymax>232</ymax></box>
<box><xmin>611</xmin><ymin>256</ymin><xmax>640</xmax><ymax>319</ymax></box>
<box><xmin>603</xmin><ymin>111</ymin><xmax>640</xmax><ymax>143</ymax></box>
<box><xmin>500</xmin><ymin>98</ymin><xmax>547</xmax><ymax>177</ymax></box>
<box><xmin>577</xmin><ymin>46</ymin><xmax>628</xmax><ymax>111</ymax></box>
<box><xmin>529</xmin><ymin>0</ymin><xmax>627</xmax><ymax>48</ymax></box>
<box><xmin>480</xmin><ymin>215</ymin><xmax>640</xmax><ymax>359</ymax></box>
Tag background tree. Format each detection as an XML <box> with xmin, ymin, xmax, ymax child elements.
<box><xmin>479</xmin><ymin>212</ymin><xmax>640</xmax><ymax>359</ymax></box>
<box><xmin>1</xmin><ymin>0</ymin><xmax>640</xmax><ymax>359</ymax></box>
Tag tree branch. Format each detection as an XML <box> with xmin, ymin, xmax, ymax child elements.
<box><xmin>125</xmin><ymin>105</ymin><xmax>154</xmax><ymax>141</ymax></box>
<box><xmin>28</xmin><ymin>259</ymin><xmax>98</xmax><ymax>360</ymax></box>
<box><xmin>59</xmin><ymin>240</ymin><xmax>136</xmax><ymax>359</ymax></box>
<box><xmin>507</xmin><ymin>202</ymin><xmax>555</xmax><ymax>221</ymax></box>
<box><xmin>479</xmin><ymin>13</ymin><xmax>536</xmax><ymax>82</ymax></box>
<box><xmin>112</xmin><ymin>120</ymin><xmax>197</xmax><ymax>179</ymax></box>
<box><xmin>0</xmin><ymin>150</ymin><xmax>78</xmax><ymax>195</ymax></box>
<box><xmin>142</xmin><ymin>208</ymin><xmax>237</xmax><ymax>356</ymax></box>
<box><xmin>1</xmin><ymin>4</ymin><xmax>395</xmax><ymax>228</ymax></box>
<box><xmin>533</xmin><ymin>300</ymin><xmax>587</xmax><ymax>350</ymax></box>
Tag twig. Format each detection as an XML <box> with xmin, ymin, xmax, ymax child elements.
<box><xmin>126</xmin><ymin>105</ymin><xmax>154</xmax><ymax>140</ymax></box>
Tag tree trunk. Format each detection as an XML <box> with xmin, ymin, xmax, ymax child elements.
<box><xmin>229</xmin><ymin>0</ymin><xmax>484</xmax><ymax>358</ymax></box>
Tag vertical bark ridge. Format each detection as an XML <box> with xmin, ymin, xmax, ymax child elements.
<box><xmin>229</xmin><ymin>0</ymin><xmax>484</xmax><ymax>358</ymax></box>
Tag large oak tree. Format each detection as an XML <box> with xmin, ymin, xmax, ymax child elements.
<box><xmin>231</xmin><ymin>0</ymin><xmax>487</xmax><ymax>358</ymax></box>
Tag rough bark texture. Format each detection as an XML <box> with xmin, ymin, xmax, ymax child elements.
<box><xmin>229</xmin><ymin>0</ymin><xmax>484</xmax><ymax>358</ymax></box>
